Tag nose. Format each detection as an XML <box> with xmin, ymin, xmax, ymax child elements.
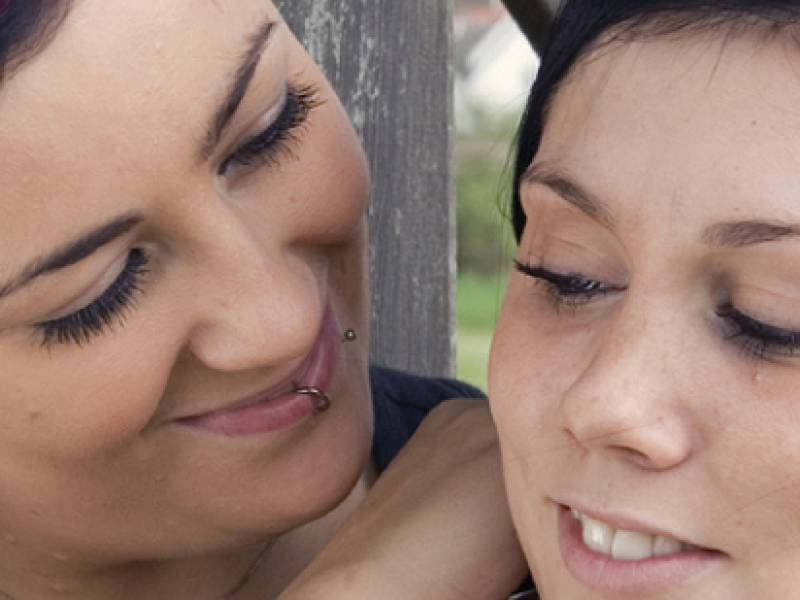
<box><xmin>560</xmin><ymin>309</ymin><xmax>695</xmax><ymax>470</ymax></box>
<box><xmin>185</xmin><ymin>223</ymin><xmax>322</xmax><ymax>373</ymax></box>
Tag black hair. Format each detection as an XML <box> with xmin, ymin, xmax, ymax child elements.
<box><xmin>511</xmin><ymin>0</ymin><xmax>800</xmax><ymax>240</ymax></box>
<box><xmin>0</xmin><ymin>0</ymin><xmax>72</xmax><ymax>84</ymax></box>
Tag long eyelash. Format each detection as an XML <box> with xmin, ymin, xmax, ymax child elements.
<box><xmin>717</xmin><ymin>303</ymin><xmax>800</xmax><ymax>360</ymax></box>
<box><xmin>218</xmin><ymin>83</ymin><xmax>323</xmax><ymax>177</ymax></box>
<box><xmin>514</xmin><ymin>260</ymin><xmax>614</xmax><ymax>308</ymax></box>
<box><xmin>35</xmin><ymin>249</ymin><xmax>149</xmax><ymax>347</ymax></box>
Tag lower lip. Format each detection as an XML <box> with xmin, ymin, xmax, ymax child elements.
<box><xmin>179</xmin><ymin>392</ymin><xmax>321</xmax><ymax>436</ymax></box>
<box><xmin>557</xmin><ymin>505</ymin><xmax>724</xmax><ymax>596</ymax></box>
<box><xmin>178</xmin><ymin>306</ymin><xmax>339</xmax><ymax>436</ymax></box>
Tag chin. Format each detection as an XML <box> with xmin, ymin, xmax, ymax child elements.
<box><xmin>280</xmin><ymin>383</ymin><xmax>373</xmax><ymax>524</ymax></box>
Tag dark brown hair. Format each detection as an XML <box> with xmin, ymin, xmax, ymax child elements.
<box><xmin>0</xmin><ymin>0</ymin><xmax>72</xmax><ymax>84</ymax></box>
<box><xmin>511</xmin><ymin>0</ymin><xmax>800</xmax><ymax>240</ymax></box>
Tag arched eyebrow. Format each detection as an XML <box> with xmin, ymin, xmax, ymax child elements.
<box><xmin>0</xmin><ymin>212</ymin><xmax>144</xmax><ymax>299</ymax></box>
<box><xmin>701</xmin><ymin>221</ymin><xmax>800</xmax><ymax>247</ymax></box>
<box><xmin>0</xmin><ymin>18</ymin><xmax>279</xmax><ymax>301</ymax></box>
<box><xmin>200</xmin><ymin>18</ymin><xmax>278</xmax><ymax>160</ymax></box>
<box><xmin>524</xmin><ymin>165</ymin><xmax>800</xmax><ymax>249</ymax></box>
<box><xmin>522</xmin><ymin>163</ymin><xmax>616</xmax><ymax>228</ymax></box>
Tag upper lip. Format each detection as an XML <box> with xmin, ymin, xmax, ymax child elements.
<box><xmin>555</xmin><ymin>496</ymin><xmax>724</xmax><ymax>552</ymax></box>
<box><xmin>154</xmin><ymin>302</ymin><xmax>338</xmax><ymax>428</ymax></box>
<box><xmin>169</xmin><ymin>355</ymin><xmax>313</xmax><ymax>424</ymax></box>
<box><xmin>166</xmin><ymin>308</ymin><xmax>334</xmax><ymax>425</ymax></box>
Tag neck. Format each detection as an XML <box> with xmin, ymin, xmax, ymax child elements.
<box><xmin>236</xmin><ymin>463</ymin><xmax>376</xmax><ymax>599</ymax></box>
<box><xmin>0</xmin><ymin>467</ymin><xmax>375</xmax><ymax>600</ymax></box>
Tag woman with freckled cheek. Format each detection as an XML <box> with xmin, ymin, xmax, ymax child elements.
<box><xmin>490</xmin><ymin>0</ymin><xmax>800</xmax><ymax>598</ymax></box>
<box><xmin>0</xmin><ymin>0</ymin><xmax>527</xmax><ymax>598</ymax></box>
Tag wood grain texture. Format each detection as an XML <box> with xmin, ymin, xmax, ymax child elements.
<box><xmin>277</xmin><ymin>0</ymin><xmax>456</xmax><ymax>377</ymax></box>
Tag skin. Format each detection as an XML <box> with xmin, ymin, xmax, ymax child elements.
<box><xmin>282</xmin><ymin>401</ymin><xmax>528</xmax><ymax>600</ymax></box>
<box><xmin>491</xmin><ymin>32</ymin><xmax>800</xmax><ymax>599</ymax></box>
<box><xmin>0</xmin><ymin>0</ymin><xmax>373</xmax><ymax>597</ymax></box>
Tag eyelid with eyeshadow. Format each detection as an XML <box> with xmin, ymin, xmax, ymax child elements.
<box><xmin>217</xmin><ymin>82</ymin><xmax>322</xmax><ymax>177</ymax></box>
<box><xmin>514</xmin><ymin>260</ymin><xmax>625</xmax><ymax>308</ymax></box>
<box><xmin>517</xmin><ymin>258</ymin><xmax>800</xmax><ymax>362</ymax></box>
<box><xmin>716</xmin><ymin>303</ymin><xmax>800</xmax><ymax>360</ymax></box>
<box><xmin>32</xmin><ymin>248</ymin><xmax>149</xmax><ymax>347</ymax></box>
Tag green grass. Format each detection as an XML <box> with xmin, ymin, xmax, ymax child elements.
<box><xmin>456</xmin><ymin>273</ymin><xmax>508</xmax><ymax>392</ymax></box>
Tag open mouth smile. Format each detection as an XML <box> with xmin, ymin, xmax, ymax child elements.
<box><xmin>557</xmin><ymin>503</ymin><xmax>727</xmax><ymax>596</ymax></box>
<box><xmin>573</xmin><ymin>508</ymin><xmax>693</xmax><ymax>560</ymax></box>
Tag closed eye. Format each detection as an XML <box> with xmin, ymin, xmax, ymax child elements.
<box><xmin>717</xmin><ymin>303</ymin><xmax>800</xmax><ymax>360</ymax></box>
<box><xmin>218</xmin><ymin>82</ymin><xmax>322</xmax><ymax>177</ymax></box>
<box><xmin>33</xmin><ymin>248</ymin><xmax>149</xmax><ymax>347</ymax></box>
<box><xmin>514</xmin><ymin>260</ymin><xmax>623</xmax><ymax>308</ymax></box>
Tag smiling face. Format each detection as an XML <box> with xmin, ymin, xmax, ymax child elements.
<box><xmin>0</xmin><ymin>0</ymin><xmax>371</xmax><ymax>576</ymax></box>
<box><xmin>490</xmin><ymin>32</ymin><xmax>800</xmax><ymax>599</ymax></box>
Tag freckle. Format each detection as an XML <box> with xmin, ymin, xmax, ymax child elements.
<box><xmin>752</xmin><ymin>120</ymin><xmax>757</xmax><ymax>126</ymax></box>
<box><xmin>27</xmin><ymin>408</ymin><xmax>40</xmax><ymax>420</ymax></box>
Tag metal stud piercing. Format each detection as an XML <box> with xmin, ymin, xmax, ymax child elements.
<box><xmin>343</xmin><ymin>329</ymin><xmax>358</xmax><ymax>342</ymax></box>
<box><xmin>296</xmin><ymin>387</ymin><xmax>331</xmax><ymax>414</ymax></box>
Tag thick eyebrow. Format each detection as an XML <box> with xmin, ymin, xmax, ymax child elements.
<box><xmin>702</xmin><ymin>221</ymin><xmax>800</xmax><ymax>247</ymax></box>
<box><xmin>200</xmin><ymin>19</ymin><xmax>278</xmax><ymax>160</ymax></box>
<box><xmin>523</xmin><ymin>167</ymin><xmax>800</xmax><ymax>248</ymax></box>
<box><xmin>0</xmin><ymin>213</ymin><xmax>144</xmax><ymax>299</ymax></box>
<box><xmin>522</xmin><ymin>164</ymin><xmax>616</xmax><ymax>228</ymax></box>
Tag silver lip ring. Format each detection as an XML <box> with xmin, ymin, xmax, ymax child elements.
<box><xmin>295</xmin><ymin>387</ymin><xmax>331</xmax><ymax>414</ymax></box>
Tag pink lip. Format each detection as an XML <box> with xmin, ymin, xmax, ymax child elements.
<box><xmin>176</xmin><ymin>304</ymin><xmax>339</xmax><ymax>436</ymax></box>
<box><xmin>557</xmin><ymin>504</ymin><xmax>726</xmax><ymax>596</ymax></box>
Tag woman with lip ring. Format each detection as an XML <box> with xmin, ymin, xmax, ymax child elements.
<box><xmin>0</xmin><ymin>0</ymin><xmax>529</xmax><ymax>598</ymax></box>
<box><xmin>490</xmin><ymin>0</ymin><xmax>800</xmax><ymax>598</ymax></box>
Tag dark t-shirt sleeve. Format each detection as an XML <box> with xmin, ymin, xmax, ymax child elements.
<box><xmin>368</xmin><ymin>364</ymin><xmax>538</xmax><ymax>598</ymax></box>
<box><xmin>369</xmin><ymin>363</ymin><xmax>485</xmax><ymax>473</ymax></box>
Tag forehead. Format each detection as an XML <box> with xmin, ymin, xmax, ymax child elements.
<box><xmin>0</xmin><ymin>0</ymin><xmax>281</xmax><ymax>260</ymax></box>
<box><xmin>536</xmin><ymin>34</ymin><xmax>800</xmax><ymax>223</ymax></box>
<box><xmin>0</xmin><ymin>0</ymin><xmax>276</xmax><ymax>148</ymax></box>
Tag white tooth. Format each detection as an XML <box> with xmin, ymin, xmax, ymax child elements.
<box><xmin>611</xmin><ymin>530</ymin><xmax>655</xmax><ymax>561</ymax></box>
<box><xmin>653</xmin><ymin>535</ymin><xmax>682</xmax><ymax>556</ymax></box>
<box><xmin>582</xmin><ymin>515</ymin><xmax>615</xmax><ymax>555</ymax></box>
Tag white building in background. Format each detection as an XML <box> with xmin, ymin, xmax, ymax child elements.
<box><xmin>454</xmin><ymin>3</ymin><xmax>540</xmax><ymax>134</ymax></box>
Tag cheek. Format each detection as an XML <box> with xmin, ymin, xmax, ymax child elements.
<box><xmin>280</xmin><ymin>34</ymin><xmax>370</xmax><ymax>237</ymax></box>
<box><xmin>490</xmin><ymin>276</ymin><xmax>586</xmax><ymax>500</ymax></box>
<box><xmin>0</xmin><ymin>332</ymin><xmax>173</xmax><ymax>463</ymax></box>
<box><xmin>710</xmin><ymin>383</ymin><xmax>800</xmax><ymax>551</ymax></box>
<box><xmin>291</xmin><ymin>103</ymin><xmax>369</xmax><ymax>241</ymax></box>
<box><xmin>490</xmin><ymin>278</ymin><xmax>566</xmax><ymax>446</ymax></box>
<box><xmin>226</xmin><ymin>101</ymin><xmax>369</xmax><ymax>250</ymax></box>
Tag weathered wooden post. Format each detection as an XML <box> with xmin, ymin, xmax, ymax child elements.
<box><xmin>277</xmin><ymin>1</ymin><xmax>456</xmax><ymax>377</ymax></box>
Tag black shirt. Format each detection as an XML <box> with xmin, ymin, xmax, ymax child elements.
<box><xmin>369</xmin><ymin>364</ymin><xmax>539</xmax><ymax>599</ymax></box>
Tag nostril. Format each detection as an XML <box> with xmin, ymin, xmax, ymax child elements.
<box><xmin>562</xmin><ymin>418</ymin><xmax>692</xmax><ymax>471</ymax></box>
<box><xmin>610</xmin><ymin>445</ymin><xmax>658</xmax><ymax>469</ymax></box>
